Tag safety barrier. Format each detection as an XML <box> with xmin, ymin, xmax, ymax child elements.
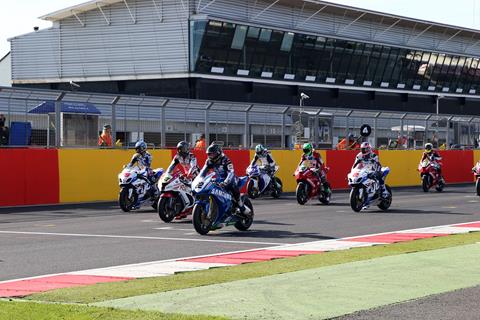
<box><xmin>0</xmin><ymin>149</ymin><xmax>476</xmax><ymax>207</ymax></box>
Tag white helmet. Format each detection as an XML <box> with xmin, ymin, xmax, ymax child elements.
<box><xmin>360</xmin><ymin>142</ymin><xmax>371</xmax><ymax>155</ymax></box>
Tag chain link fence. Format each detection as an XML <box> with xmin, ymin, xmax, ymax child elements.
<box><xmin>0</xmin><ymin>86</ymin><xmax>479</xmax><ymax>150</ymax></box>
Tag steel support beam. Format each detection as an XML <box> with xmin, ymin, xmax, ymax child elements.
<box><xmin>97</xmin><ymin>4</ymin><xmax>110</xmax><ymax>25</ymax></box>
<box><xmin>55</xmin><ymin>92</ymin><xmax>66</xmax><ymax>147</ymax></box>
<box><xmin>123</xmin><ymin>0</ymin><xmax>136</xmax><ymax>23</ymax></box>
<box><xmin>111</xmin><ymin>96</ymin><xmax>120</xmax><ymax>147</ymax></box>
<box><xmin>336</xmin><ymin>12</ymin><xmax>367</xmax><ymax>35</ymax></box>
<box><xmin>71</xmin><ymin>10</ymin><xmax>85</xmax><ymax>26</ymax></box>
<box><xmin>152</xmin><ymin>0</ymin><xmax>163</xmax><ymax>22</ymax></box>
<box><xmin>251</xmin><ymin>0</ymin><xmax>280</xmax><ymax>21</ymax></box>
<box><xmin>295</xmin><ymin>5</ymin><xmax>328</xmax><ymax>28</ymax></box>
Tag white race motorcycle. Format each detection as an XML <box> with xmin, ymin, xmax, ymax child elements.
<box><xmin>157</xmin><ymin>171</ymin><xmax>195</xmax><ymax>222</ymax></box>
<box><xmin>347</xmin><ymin>163</ymin><xmax>392</xmax><ymax>212</ymax></box>
<box><xmin>246</xmin><ymin>165</ymin><xmax>283</xmax><ymax>199</ymax></box>
<box><xmin>118</xmin><ymin>164</ymin><xmax>163</xmax><ymax>212</ymax></box>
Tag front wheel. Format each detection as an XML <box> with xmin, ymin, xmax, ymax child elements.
<box><xmin>296</xmin><ymin>182</ymin><xmax>309</xmax><ymax>205</ymax></box>
<box><xmin>247</xmin><ymin>179</ymin><xmax>259</xmax><ymax>199</ymax></box>
<box><xmin>119</xmin><ymin>187</ymin><xmax>137</xmax><ymax>212</ymax></box>
<box><xmin>422</xmin><ymin>175</ymin><xmax>431</xmax><ymax>192</ymax></box>
<box><xmin>476</xmin><ymin>178</ymin><xmax>480</xmax><ymax>196</ymax></box>
<box><xmin>271</xmin><ymin>177</ymin><xmax>283</xmax><ymax>199</ymax></box>
<box><xmin>158</xmin><ymin>196</ymin><xmax>181</xmax><ymax>223</ymax></box>
<box><xmin>377</xmin><ymin>185</ymin><xmax>392</xmax><ymax>211</ymax></box>
<box><xmin>435</xmin><ymin>181</ymin><xmax>445</xmax><ymax>192</ymax></box>
<box><xmin>192</xmin><ymin>199</ymin><xmax>216</xmax><ymax>235</ymax></box>
<box><xmin>350</xmin><ymin>186</ymin><xmax>365</xmax><ymax>212</ymax></box>
<box><xmin>234</xmin><ymin>198</ymin><xmax>254</xmax><ymax>231</ymax></box>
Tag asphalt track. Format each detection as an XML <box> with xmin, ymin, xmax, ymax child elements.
<box><xmin>1</xmin><ymin>184</ymin><xmax>479</xmax><ymax>282</ymax></box>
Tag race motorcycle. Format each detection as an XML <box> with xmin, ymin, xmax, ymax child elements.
<box><xmin>246</xmin><ymin>165</ymin><xmax>283</xmax><ymax>199</ymax></box>
<box><xmin>191</xmin><ymin>172</ymin><xmax>254</xmax><ymax>235</ymax></box>
<box><xmin>157</xmin><ymin>171</ymin><xmax>195</xmax><ymax>222</ymax></box>
<box><xmin>118</xmin><ymin>164</ymin><xmax>163</xmax><ymax>212</ymax></box>
<box><xmin>347</xmin><ymin>163</ymin><xmax>392</xmax><ymax>212</ymax></box>
<box><xmin>472</xmin><ymin>161</ymin><xmax>480</xmax><ymax>196</ymax></box>
<box><xmin>418</xmin><ymin>159</ymin><xmax>444</xmax><ymax>192</ymax></box>
<box><xmin>294</xmin><ymin>165</ymin><xmax>331</xmax><ymax>205</ymax></box>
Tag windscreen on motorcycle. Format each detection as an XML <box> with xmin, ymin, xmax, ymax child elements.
<box><xmin>193</xmin><ymin>172</ymin><xmax>215</xmax><ymax>193</ymax></box>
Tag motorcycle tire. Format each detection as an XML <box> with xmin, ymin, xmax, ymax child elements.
<box><xmin>319</xmin><ymin>191</ymin><xmax>331</xmax><ymax>205</ymax></box>
<box><xmin>192</xmin><ymin>203</ymin><xmax>212</xmax><ymax>235</ymax></box>
<box><xmin>296</xmin><ymin>182</ymin><xmax>309</xmax><ymax>205</ymax></box>
<box><xmin>247</xmin><ymin>179</ymin><xmax>259</xmax><ymax>199</ymax></box>
<box><xmin>271</xmin><ymin>177</ymin><xmax>283</xmax><ymax>199</ymax></box>
<box><xmin>158</xmin><ymin>196</ymin><xmax>180</xmax><ymax>223</ymax></box>
<box><xmin>422</xmin><ymin>175</ymin><xmax>431</xmax><ymax>192</ymax></box>
<box><xmin>234</xmin><ymin>198</ymin><xmax>254</xmax><ymax>231</ymax></box>
<box><xmin>119</xmin><ymin>187</ymin><xmax>137</xmax><ymax>212</ymax></box>
<box><xmin>350</xmin><ymin>186</ymin><xmax>365</xmax><ymax>212</ymax></box>
<box><xmin>435</xmin><ymin>182</ymin><xmax>444</xmax><ymax>192</ymax></box>
<box><xmin>377</xmin><ymin>185</ymin><xmax>392</xmax><ymax>211</ymax></box>
<box><xmin>476</xmin><ymin>178</ymin><xmax>480</xmax><ymax>196</ymax></box>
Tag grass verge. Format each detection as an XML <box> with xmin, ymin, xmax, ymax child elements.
<box><xmin>0</xmin><ymin>300</ymin><xmax>226</xmax><ymax>320</ymax></box>
<box><xmin>29</xmin><ymin>232</ymin><xmax>480</xmax><ymax>304</ymax></box>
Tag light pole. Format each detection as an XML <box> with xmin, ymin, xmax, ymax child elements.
<box><xmin>435</xmin><ymin>95</ymin><xmax>444</xmax><ymax>148</ymax></box>
<box><xmin>299</xmin><ymin>92</ymin><xmax>310</xmax><ymax>143</ymax></box>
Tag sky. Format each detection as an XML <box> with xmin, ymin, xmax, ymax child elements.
<box><xmin>1</xmin><ymin>0</ymin><xmax>480</xmax><ymax>58</ymax></box>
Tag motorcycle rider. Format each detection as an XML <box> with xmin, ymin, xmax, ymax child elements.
<box><xmin>199</xmin><ymin>143</ymin><xmax>251</xmax><ymax>217</ymax></box>
<box><xmin>421</xmin><ymin>143</ymin><xmax>445</xmax><ymax>183</ymax></box>
<box><xmin>298</xmin><ymin>143</ymin><xmax>330</xmax><ymax>193</ymax></box>
<box><xmin>166</xmin><ymin>141</ymin><xmax>199</xmax><ymax>179</ymax></box>
<box><xmin>250</xmin><ymin>144</ymin><xmax>276</xmax><ymax>176</ymax></box>
<box><xmin>352</xmin><ymin>142</ymin><xmax>389</xmax><ymax>199</ymax></box>
<box><xmin>129</xmin><ymin>141</ymin><xmax>156</xmax><ymax>184</ymax></box>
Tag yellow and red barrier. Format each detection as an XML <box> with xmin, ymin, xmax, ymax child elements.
<box><xmin>0</xmin><ymin>148</ymin><xmax>476</xmax><ymax>207</ymax></box>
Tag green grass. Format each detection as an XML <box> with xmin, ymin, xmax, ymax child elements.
<box><xmin>0</xmin><ymin>300</ymin><xmax>226</xmax><ymax>320</ymax></box>
<box><xmin>29</xmin><ymin>232</ymin><xmax>480</xmax><ymax>304</ymax></box>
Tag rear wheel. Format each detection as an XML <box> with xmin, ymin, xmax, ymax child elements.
<box><xmin>476</xmin><ymin>178</ymin><xmax>480</xmax><ymax>196</ymax></box>
<box><xmin>234</xmin><ymin>198</ymin><xmax>254</xmax><ymax>231</ymax></box>
<box><xmin>119</xmin><ymin>187</ymin><xmax>137</xmax><ymax>212</ymax></box>
<box><xmin>271</xmin><ymin>177</ymin><xmax>283</xmax><ymax>199</ymax></box>
<box><xmin>435</xmin><ymin>181</ymin><xmax>445</xmax><ymax>192</ymax></box>
<box><xmin>422</xmin><ymin>175</ymin><xmax>431</xmax><ymax>192</ymax></box>
<box><xmin>158</xmin><ymin>196</ymin><xmax>181</xmax><ymax>223</ymax></box>
<box><xmin>350</xmin><ymin>186</ymin><xmax>365</xmax><ymax>212</ymax></box>
<box><xmin>319</xmin><ymin>182</ymin><xmax>331</xmax><ymax>205</ymax></box>
<box><xmin>377</xmin><ymin>185</ymin><xmax>392</xmax><ymax>211</ymax></box>
<box><xmin>247</xmin><ymin>179</ymin><xmax>259</xmax><ymax>199</ymax></box>
<box><xmin>296</xmin><ymin>182</ymin><xmax>309</xmax><ymax>205</ymax></box>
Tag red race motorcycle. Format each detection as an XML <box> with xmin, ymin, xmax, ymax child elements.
<box><xmin>472</xmin><ymin>161</ymin><xmax>480</xmax><ymax>196</ymax></box>
<box><xmin>294</xmin><ymin>165</ymin><xmax>331</xmax><ymax>205</ymax></box>
<box><xmin>418</xmin><ymin>159</ymin><xmax>444</xmax><ymax>192</ymax></box>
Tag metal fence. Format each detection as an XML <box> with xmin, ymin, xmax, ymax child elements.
<box><xmin>1</xmin><ymin>86</ymin><xmax>480</xmax><ymax>150</ymax></box>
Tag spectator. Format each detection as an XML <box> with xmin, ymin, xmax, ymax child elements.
<box><xmin>337</xmin><ymin>134</ymin><xmax>359</xmax><ymax>150</ymax></box>
<box><xmin>0</xmin><ymin>114</ymin><xmax>9</xmax><ymax>146</ymax></box>
<box><xmin>98</xmin><ymin>124</ymin><xmax>113</xmax><ymax>147</ymax></box>
<box><xmin>194</xmin><ymin>134</ymin><xmax>206</xmax><ymax>150</ymax></box>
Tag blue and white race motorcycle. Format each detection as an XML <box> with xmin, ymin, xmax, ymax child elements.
<box><xmin>347</xmin><ymin>163</ymin><xmax>392</xmax><ymax>212</ymax></box>
<box><xmin>246</xmin><ymin>165</ymin><xmax>283</xmax><ymax>199</ymax></box>
<box><xmin>118</xmin><ymin>164</ymin><xmax>163</xmax><ymax>212</ymax></box>
<box><xmin>191</xmin><ymin>172</ymin><xmax>254</xmax><ymax>235</ymax></box>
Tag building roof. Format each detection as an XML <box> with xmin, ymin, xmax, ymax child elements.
<box><xmin>40</xmin><ymin>0</ymin><xmax>479</xmax><ymax>39</ymax></box>
<box><xmin>0</xmin><ymin>52</ymin><xmax>10</xmax><ymax>63</ymax></box>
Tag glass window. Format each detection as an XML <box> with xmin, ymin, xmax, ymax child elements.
<box><xmin>231</xmin><ymin>25</ymin><xmax>248</xmax><ymax>50</ymax></box>
<box><xmin>247</xmin><ymin>27</ymin><xmax>260</xmax><ymax>38</ymax></box>
<box><xmin>317</xmin><ymin>38</ymin><xmax>336</xmax><ymax>80</ymax></box>
<box><xmin>373</xmin><ymin>46</ymin><xmax>391</xmax><ymax>84</ymax></box>
<box><xmin>259</xmin><ymin>29</ymin><xmax>272</xmax><ymax>42</ymax></box>
<box><xmin>280</xmin><ymin>32</ymin><xmax>295</xmax><ymax>52</ymax></box>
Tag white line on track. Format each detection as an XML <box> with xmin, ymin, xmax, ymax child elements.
<box><xmin>0</xmin><ymin>230</ymin><xmax>287</xmax><ymax>246</ymax></box>
<box><xmin>154</xmin><ymin>227</ymin><xmax>193</xmax><ymax>231</ymax></box>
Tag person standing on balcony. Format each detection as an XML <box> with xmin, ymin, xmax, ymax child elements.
<box><xmin>0</xmin><ymin>114</ymin><xmax>9</xmax><ymax>146</ymax></box>
<box><xmin>98</xmin><ymin>124</ymin><xmax>113</xmax><ymax>147</ymax></box>
<box><xmin>194</xmin><ymin>134</ymin><xmax>206</xmax><ymax>150</ymax></box>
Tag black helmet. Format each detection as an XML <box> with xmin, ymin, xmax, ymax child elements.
<box><xmin>177</xmin><ymin>141</ymin><xmax>189</xmax><ymax>156</ymax></box>
<box><xmin>135</xmin><ymin>141</ymin><xmax>147</xmax><ymax>154</ymax></box>
<box><xmin>206</xmin><ymin>143</ymin><xmax>222</xmax><ymax>162</ymax></box>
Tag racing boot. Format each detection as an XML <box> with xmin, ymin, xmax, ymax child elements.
<box><xmin>380</xmin><ymin>185</ymin><xmax>389</xmax><ymax>199</ymax></box>
<box><xmin>236</xmin><ymin>197</ymin><xmax>252</xmax><ymax>218</ymax></box>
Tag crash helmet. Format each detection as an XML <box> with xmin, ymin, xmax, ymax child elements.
<box><xmin>135</xmin><ymin>141</ymin><xmax>147</xmax><ymax>154</ymax></box>
<box><xmin>360</xmin><ymin>142</ymin><xmax>372</xmax><ymax>155</ymax></box>
<box><xmin>255</xmin><ymin>144</ymin><xmax>267</xmax><ymax>156</ymax></box>
<box><xmin>302</xmin><ymin>143</ymin><xmax>313</xmax><ymax>156</ymax></box>
<box><xmin>425</xmin><ymin>143</ymin><xmax>433</xmax><ymax>153</ymax></box>
<box><xmin>206</xmin><ymin>143</ymin><xmax>222</xmax><ymax>162</ymax></box>
<box><xmin>177</xmin><ymin>141</ymin><xmax>190</xmax><ymax>157</ymax></box>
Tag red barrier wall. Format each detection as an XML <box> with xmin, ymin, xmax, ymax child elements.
<box><xmin>326</xmin><ymin>150</ymin><xmax>358</xmax><ymax>189</ymax></box>
<box><xmin>440</xmin><ymin>150</ymin><xmax>474</xmax><ymax>183</ymax></box>
<box><xmin>0</xmin><ymin>149</ymin><xmax>59</xmax><ymax>206</ymax></box>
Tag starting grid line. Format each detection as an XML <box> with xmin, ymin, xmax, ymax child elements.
<box><xmin>1</xmin><ymin>221</ymin><xmax>479</xmax><ymax>298</ymax></box>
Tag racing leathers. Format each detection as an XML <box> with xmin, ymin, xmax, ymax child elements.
<box><xmin>167</xmin><ymin>152</ymin><xmax>199</xmax><ymax>179</ymax></box>
<box><xmin>250</xmin><ymin>152</ymin><xmax>276</xmax><ymax>176</ymax></box>
<box><xmin>352</xmin><ymin>152</ymin><xmax>388</xmax><ymax>198</ymax></box>
<box><xmin>299</xmin><ymin>152</ymin><xmax>330</xmax><ymax>192</ymax></box>
<box><xmin>129</xmin><ymin>151</ymin><xmax>155</xmax><ymax>184</ymax></box>
<box><xmin>199</xmin><ymin>153</ymin><xmax>244</xmax><ymax>211</ymax></box>
<box><xmin>421</xmin><ymin>151</ymin><xmax>444</xmax><ymax>181</ymax></box>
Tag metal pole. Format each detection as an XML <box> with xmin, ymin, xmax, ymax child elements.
<box><xmin>160</xmin><ymin>99</ymin><xmax>168</xmax><ymax>148</ymax></box>
<box><xmin>205</xmin><ymin>102</ymin><xmax>213</xmax><ymax>147</ymax></box>
<box><xmin>282</xmin><ymin>107</ymin><xmax>289</xmax><ymax>149</ymax></box>
<box><xmin>55</xmin><ymin>92</ymin><xmax>65</xmax><ymax>147</ymax></box>
<box><xmin>244</xmin><ymin>104</ymin><xmax>253</xmax><ymax>149</ymax></box>
<box><xmin>111</xmin><ymin>96</ymin><xmax>120</xmax><ymax>148</ymax></box>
